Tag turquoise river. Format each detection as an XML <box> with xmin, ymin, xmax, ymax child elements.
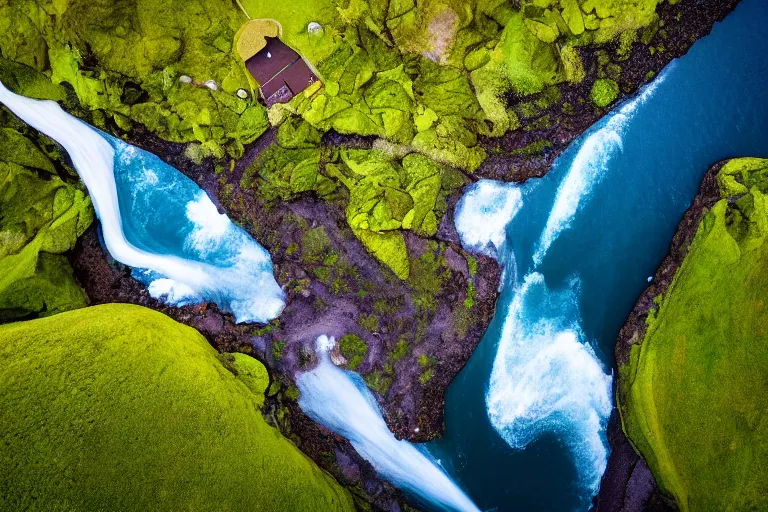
<box><xmin>429</xmin><ymin>0</ymin><xmax>768</xmax><ymax>510</ymax></box>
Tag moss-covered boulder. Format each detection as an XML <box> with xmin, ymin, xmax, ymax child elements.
<box><xmin>242</xmin><ymin>145</ymin><xmax>467</xmax><ymax>278</ymax></box>
<box><xmin>0</xmin><ymin>107</ymin><xmax>94</xmax><ymax>320</ymax></box>
<box><xmin>0</xmin><ymin>304</ymin><xmax>355</xmax><ymax>511</ymax></box>
<box><xmin>590</xmin><ymin>78</ymin><xmax>619</xmax><ymax>107</ymax></box>
<box><xmin>619</xmin><ymin>158</ymin><xmax>768</xmax><ymax>512</ymax></box>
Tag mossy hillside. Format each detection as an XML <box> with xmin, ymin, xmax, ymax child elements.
<box><xmin>246</xmin><ymin>0</ymin><xmax>660</xmax><ymax>168</ymax></box>
<box><xmin>0</xmin><ymin>108</ymin><xmax>94</xmax><ymax>320</ymax></box>
<box><xmin>0</xmin><ymin>304</ymin><xmax>355</xmax><ymax>511</ymax></box>
<box><xmin>1</xmin><ymin>0</ymin><xmax>268</xmax><ymax>159</ymax></box>
<box><xmin>243</xmin><ymin>145</ymin><xmax>468</xmax><ymax>279</ymax></box>
<box><xmin>237</xmin><ymin>0</ymin><xmax>663</xmax><ymax>275</ymax></box>
<box><xmin>589</xmin><ymin>78</ymin><xmax>619</xmax><ymax>107</ymax></box>
<box><xmin>619</xmin><ymin>158</ymin><xmax>768</xmax><ymax>512</ymax></box>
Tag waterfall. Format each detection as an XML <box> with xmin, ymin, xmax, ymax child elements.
<box><xmin>298</xmin><ymin>336</ymin><xmax>481</xmax><ymax>512</ymax></box>
<box><xmin>452</xmin><ymin>75</ymin><xmax>670</xmax><ymax>500</ymax></box>
<box><xmin>0</xmin><ymin>82</ymin><xmax>284</xmax><ymax>323</ymax></box>
<box><xmin>532</xmin><ymin>70</ymin><xmax>670</xmax><ymax>265</ymax></box>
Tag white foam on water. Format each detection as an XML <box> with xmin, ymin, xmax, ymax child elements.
<box><xmin>450</xmin><ymin>78</ymin><xmax>674</xmax><ymax>497</ymax></box>
<box><xmin>185</xmin><ymin>192</ymin><xmax>233</xmax><ymax>257</ymax></box>
<box><xmin>485</xmin><ymin>273</ymin><xmax>612</xmax><ymax>495</ymax></box>
<box><xmin>532</xmin><ymin>74</ymin><xmax>667</xmax><ymax>265</ymax></box>
<box><xmin>454</xmin><ymin>180</ymin><xmax>523</xmax><ymax>260</ymax></box>
<box><xmin>298</xmin><ymin>336</ymin><xmax>481</xmax><ymax>512</ymax></box>
<box><xmin>0</xmin><ymin>82</ymin><xmax>285</xmax><ymax>323</ymax></box>
<box><xmin>147</xmin><ymin>278</ymin><xmax>201</xmax><ymax>305</ymax></box>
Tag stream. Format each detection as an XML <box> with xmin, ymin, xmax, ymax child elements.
<box><xmin>0</xmin><ymin>83</ymin><xmax>284</xmax><ymax>324</ymax></box>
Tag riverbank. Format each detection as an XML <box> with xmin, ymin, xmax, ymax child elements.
<box><xmin>477</xmin><ymin>0</ymin><xmax>740</xmax><ymax>182</ymax></box>
<box><xmin>595</xmin><ymin>157</ymin><xmax>768</xmax><ymax>511</ymax></box>
<box><xmin>592</xmin><ymin>162</ymin><xmax>723</xmax><ymax>512</ymax></box>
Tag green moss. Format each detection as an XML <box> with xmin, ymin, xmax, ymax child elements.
<box><xmin>358</xmin><ymin>313</ymin><xmax>380</xmax><ymax>333</ymax></box>
<box><xmin>589</xmin><ymin>78</ymin><xmax>620</xmax><ymax>107</ymax></box>
<box><xmin>0</xmin><ymin>58</ymin><xmax>67</xmax><ymax>101</ymax></box>
<box><xmin>511</xmin><ymin>139</ymin><xmax>553</xmax><ymax>156</ymax></box>
<box><xmin>619</xmin><ymin>158</ymin><xmax>768</xmax><ymax>512</ymax></box>
<box><xmin>364</xmin><ymin>370</ymin><xmax>393</xmax><ymax>396</ymax></box>
<box><xmin>389</xmin><ymin>338</ymin><xmax>411</xmax><ymax>362</ymax></box>
<box><xmin>464</xmin><ymin>280</ymin><xmax>476</xmax><ymax>308</ymax></box>
<box><xmin>417</xmin><ymin>353</ymin><xmax>438</xmax><ymax>384</ymax></box>
<box><xmin>339</xmin><ymin>333</ymin><xmax>368</xmax><ymax>370</ymax></box>
<box><xmin>0</xmin><ymin>127</ymin><xmax>94</xmax><ymax>320</ymax></box>
<box><xmin>271</xmin><ymin>338</ymin><xmax>287</xmax><ymax>363</ymax></box>
<box><xmin>284</xmin><ymin>384</ymin><xmax>301</xmax><ymax>401</ymax></box>
<box><xmin>354</xmin><ymin>228</ymin><xmax>410</xmax><ymax>279</ymax></box>
<box><xmin>302</xmin><ymin>227</ymin><xmax>332</xmax><ymax>262</ymax></box>
<box><xmin>0</xmin><ymin>304</ymin><xmax>355</xmax><ymax>511</ymax></box>
<box><xmin>1</xmin><ymin>0</ymin><xmax>268</xmax><ymax>156</ymax></box>
<box><xmin>409</xmin><ymin>248</ymin><xmax>449</xmax><ymax>314</ymax></box>
<box><xmin>227</xmin><ymin>0</ymin><xmax>661</xmax><ymax>281</ymax></box>
<box><xmin>419</xmin><ymin>368</ymin><xmax>436</xmax><ymax>384</ymax></box>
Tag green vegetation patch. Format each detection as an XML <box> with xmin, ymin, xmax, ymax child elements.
<box><xmin>243</xmin><ymin>146</ymin><xmax>467</xmax><ymax>279</ymax></box>
<box><xmin>0</xmin><ymin>304</ymin><xmax>355</xmax><ymax>511</ymax></box>
<box><xmin>339</xmin><ymin>333</ymin><xmax>369</xmax><ymax>370</ymax></box>
<box><xmin>1</xmin><ymin>0</ymin><xmax>267</xmax><ymax>159</ymax></box>
<box><xmin>619</xmin><ymin>158</ymin><xmax>768</xmax><ymax>512</ymax></box>
<box><xmin>589</xmin><ymin>78</ymin><xmax>619</xmax><ymax>107</ymax></box>
<box><xmin>0</xmin><ymin>115</ymin><xmax>94</xmax><ymax>321</ymax></box>
<box><xmin>246</xmin><ymin>0</ymin><xmax>659</xmax><ymax>169</ymax></box>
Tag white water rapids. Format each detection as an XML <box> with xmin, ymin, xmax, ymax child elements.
<box><xmin>298</xmin><ymin>336</ymin><xmax>481</xmax><ymax>512</ymax></box>
<box><xmin>453</xmin><ymin>74</ymin><xmax>667</xmax><ymax>497</ymax></box>
<box><xmin>0</xmin><ymin>82</ymin><xmax>284</xmax><ymax>323</ymax></box>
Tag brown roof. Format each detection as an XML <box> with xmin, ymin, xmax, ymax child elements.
<box><xmin>244</xmin><ymin>37</ymin><xmax>320</xmax><ymax>107</ymax></box>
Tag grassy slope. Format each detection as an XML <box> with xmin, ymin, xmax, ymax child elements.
<box><xmin>0</xmin><ymin>303</ymin><xmax>355</xmax><ymax>512</ymax></box>
<box><xmin>619</xmin><ymin>158</ymin><xmax>768</xmax><ymax>511</ymax></box>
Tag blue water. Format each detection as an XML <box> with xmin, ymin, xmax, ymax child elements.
<box><xmin>0</xmin><ymin>82</ymin><xmax>285</xmax><ymax>324</ymax></box>
<box><xmin>429</xmin><ymin>1</ymin><xmax>768</xmax><ymax>510</ymax></box>
<box><xmin>104</xmin><ymin>136</ymin><xmax>285</xmax><ymax>323</ymax></box>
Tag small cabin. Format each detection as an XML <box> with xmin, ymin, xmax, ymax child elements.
<box><xmin>245</xmin><ymin>37</ymin><xmax>320</xmax><ymax>107</ymax></box>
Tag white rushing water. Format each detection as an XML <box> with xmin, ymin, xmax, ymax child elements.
<box><xmin>452</xmin><ymin>76</ymin><xmax>670</xmax><ymax>498</ymax></box>
<box><xmin>456</xmin><ymin>180</ymin><xmax>612</xmax><ymax>497</ymax></box>
<box><xmin>454</xmin><ymin>180</ymin><xmax>523</xmax><ymax>260</ymax></box>
<box><xmin>486</xmin><ymin>273</ymin><xmax>612</xmax><ymax>494</ymax></box>
<box><xmin>532</xmin><ymin>71</ymin><xmax>669</xmax><ymax>265</ymax></box>
<box><xmin>0</xmin><ymin>82</ymin><xmax>284</xmax><ymax>323</ymax></box>
<box><xmin>298</xmin><ymin>336</ymin><xmax>481</xmax><ymax>512</ymax></box>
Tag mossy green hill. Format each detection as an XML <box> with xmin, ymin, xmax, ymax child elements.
<box><xmin>0</xmin><ymin>304</ymin><xmax>355</xmax><ymax>511</ymax></box>
<box><xmin>619</xmin><ymin>158</ymin><xmax>768</xmax><ymax>512</ymax></box>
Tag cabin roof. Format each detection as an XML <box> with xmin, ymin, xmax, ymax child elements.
<box><xmin>244</xmin><ymin>37</ymin><xmax>320</xmax><ymax>107</ymax></box>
